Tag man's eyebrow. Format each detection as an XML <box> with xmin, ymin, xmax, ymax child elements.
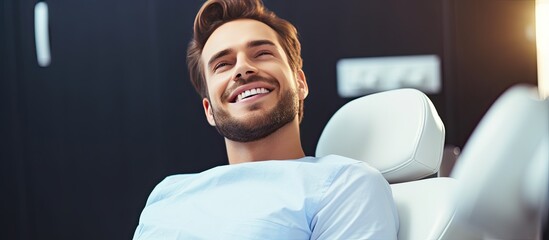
<box><xmin>208</xmin><ymin>49</ymin><xmax>232</xmax><ymax>69</ymax></box>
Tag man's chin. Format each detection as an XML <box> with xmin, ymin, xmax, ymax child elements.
<box><xmin>215</xmin><ymin>117</ymin><xmax>279</xmax><ymax>142</ymax></box>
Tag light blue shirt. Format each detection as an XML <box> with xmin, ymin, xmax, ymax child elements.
<box><xmin>133</xmin><ymin>155</ymin><xmax>399</xmax><ymax>239</ymax></box>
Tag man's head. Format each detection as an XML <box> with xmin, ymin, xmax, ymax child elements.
<box><xmin>187</xmin><ymin>0</ymin><xmax>308</xmax><ymax>142</ymax></box>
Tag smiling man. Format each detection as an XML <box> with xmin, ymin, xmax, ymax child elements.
<box><xmin>199</xmin><ymin>19</ymin><xmax>307</xmax><ymax>162</ymax></box>
<box><xmin>133</xmin><ymin>0</ymin><xmax>398</xmax><ymax>239</ymax></box>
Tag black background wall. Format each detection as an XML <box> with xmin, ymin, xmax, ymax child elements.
<box><xmin>1</xmin><ymin>0</ymin><xmax>540</xmax><ymax>239</ymax></box>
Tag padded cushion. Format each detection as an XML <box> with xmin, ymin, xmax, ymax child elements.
<box><xmin>391</xmin><ymin>178</ymin><xmax>458</xmax><ymax>240</ymax></box>
<box><xmin>316</xmin><ymin>89</ymin><xmax>445</xmax><ymax>183</ymax></box>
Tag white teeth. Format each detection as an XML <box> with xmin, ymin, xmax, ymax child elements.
<box><xmin>236</xmin><ymin>88</ymin><xmax>271</xmax><ymax>102</ymax></box>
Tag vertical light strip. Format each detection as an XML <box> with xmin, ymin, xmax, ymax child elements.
<box><xmin>537</xmin><ymin>0</ymin><xmax>549</xmax><ymax>99</ymax></box>
<box><xmin>34</xmin><ymin>2</ymin><xmax>51</xmax><ymax>67</ymax></box>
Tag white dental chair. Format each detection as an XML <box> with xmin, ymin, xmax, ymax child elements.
<box><xmin>316</xmin><ymin>88</ymin><xmax>458</xmax><ymax>240</ymax></box>
<box><xmin>451</xmin><ymin>84</ymin><xmax>549</xmax><ymax>239</ymax></box>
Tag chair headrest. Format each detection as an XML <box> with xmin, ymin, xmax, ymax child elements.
<box><xmin>316</xmin><ymin>89</ymin><xmax>445</xmax><ymax>183</ymax></box>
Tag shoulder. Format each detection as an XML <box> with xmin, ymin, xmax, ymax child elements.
<box><xmin>310</xmin><ymin>155</ymin><xmax>399</xmax><ymax>239</ymax></box>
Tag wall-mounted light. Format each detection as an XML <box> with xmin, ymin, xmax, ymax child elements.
<box><xmin>35</xmin><ymin>2</ymin><xmax>51</xmax><ymax>67</ymax></box>
<box><xmin>537</xmin><ymin>0</ymin><xmax>548</xmax><ymax>98</ymax></box>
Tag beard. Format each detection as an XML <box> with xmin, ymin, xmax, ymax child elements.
<box><xmin>209</xmin><ymin>78</ymin><xmax>299</xmax><ymax>142</ymax></box>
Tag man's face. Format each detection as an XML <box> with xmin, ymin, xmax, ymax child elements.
<box><xmin>200</xmin><ymin>19</ymin><xmax>308</xmax><ymax>142</ymax></box>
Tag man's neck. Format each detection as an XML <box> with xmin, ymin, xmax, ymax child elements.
<box><xmin>224</xmin><ymin>118</ymin><xmax>305</xmax><ymax>164</ymax></box>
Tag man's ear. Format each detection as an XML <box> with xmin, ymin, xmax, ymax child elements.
<box><xmin>202</xmin><ymin>98</ymin><xmax>216</xmax><ymax>126</ymax></box>
<box><xmin>296</xmin><ymin>69</ymin><xmax>309</xmax><ymax>100</ymax></box>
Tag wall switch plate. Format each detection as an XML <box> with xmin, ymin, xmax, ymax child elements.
<box><xmin>336</xmin><ymin>55</ymin><xmax>441</xmax><ymax>97</ymax></box>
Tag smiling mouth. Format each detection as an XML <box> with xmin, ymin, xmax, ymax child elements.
<box><xmin>235</xmin><ymin>88</ymin><xmax>271</xmax><ymax>103</ymax></box>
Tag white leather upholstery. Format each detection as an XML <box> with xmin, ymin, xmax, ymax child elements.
<box><xmin>316</xmin><ymin>88</ymin><xmax>445</xmax><ymax>183</ymax></box>
<box><xmin>451</xmin><ymin>85</ymin><xmax>549</xmax><ymax>239</ymax></box>
<box><xmin>391</xmin><ymin>178</ymin><xmax>457</xmax><ymax>240</ymax></box>
<box><xmin>316</xmin><ymin>88</ymin><xmax>456</xmax><ymax>240</ymax></box>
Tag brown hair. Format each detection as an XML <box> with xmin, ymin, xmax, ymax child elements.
<box><xmin>186</xmin><ymin>0</ymin><xmax>305</xmax><ymax>121</ymax></box>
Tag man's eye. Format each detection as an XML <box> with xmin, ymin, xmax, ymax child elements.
<box><xmin>214</xmin><ymin>62</ymin><xmax>229</xmax><ymax>71</ymax></box>
<box><xmin>256</xmin><ymin>51</ymin><xmax>272</xmax><ymax>57</ymax></box>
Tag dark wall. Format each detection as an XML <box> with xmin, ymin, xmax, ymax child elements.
<box><xmin>449</xmin><ymin>0</ymin><xmax>537</xmax><ymax>147</ymax></box>
<box><xmin>1</xmin><ymin>0</ymin><xmax>539</xmax><ymax>239</ymax></box>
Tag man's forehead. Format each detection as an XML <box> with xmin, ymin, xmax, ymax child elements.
<box><xmin>202</xmin><ymin>19</ymin><xmax>282</xmax><ymax>60</ymax></box>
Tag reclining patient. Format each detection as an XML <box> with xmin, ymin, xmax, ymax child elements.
<box><xmin>133</xmin><ymin>0</ymin><xmax>398</xmax><ymax>239</ymax></box>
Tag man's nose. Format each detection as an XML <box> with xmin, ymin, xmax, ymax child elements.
<box><xmin>233</xmin><ymin>56</ymin><xmax>258</xmax><ymax>80</ymax></box>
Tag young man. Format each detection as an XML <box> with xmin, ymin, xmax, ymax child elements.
<box><xmin>133</xmin><ymin>0</ymin><xmax>399</xmax><ymax>239</ymax></box>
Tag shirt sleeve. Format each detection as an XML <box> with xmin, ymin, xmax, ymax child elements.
<box><xmin>310</xmin><ymin>162</ymin><xmax>399</xmax><ymax>240</ymax></box>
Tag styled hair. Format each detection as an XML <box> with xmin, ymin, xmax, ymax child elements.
<box><xmin>186</xmin><ymin>0</ymin><xmax>305</xmax><ymax>121</ymax></box>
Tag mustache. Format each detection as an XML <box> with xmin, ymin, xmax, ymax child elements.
<box><xmin>221</xmin><ymin>75</ymin><xmax>279</xmax><ymax>101</ymax></box>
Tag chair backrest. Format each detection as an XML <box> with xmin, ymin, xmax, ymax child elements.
<box><xmin>316</xmin><ymin>88</ymin><xmax>457</xmax><ymax>240</ymax></box>
<box><xmin>450</xmin><ymin>84</ymin><xmax>549</xmax><ymax>239</ymax></box>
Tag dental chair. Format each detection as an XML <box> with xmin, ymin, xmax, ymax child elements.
<box><xmin>451</xmin><ymin>84</ymin><xmax>549</xmax><ymax>239</ymax></box>
<box><xmin>316</xmin><ymin>88</ymin><xmax>458</xmax><ymax>240</ymax></box>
